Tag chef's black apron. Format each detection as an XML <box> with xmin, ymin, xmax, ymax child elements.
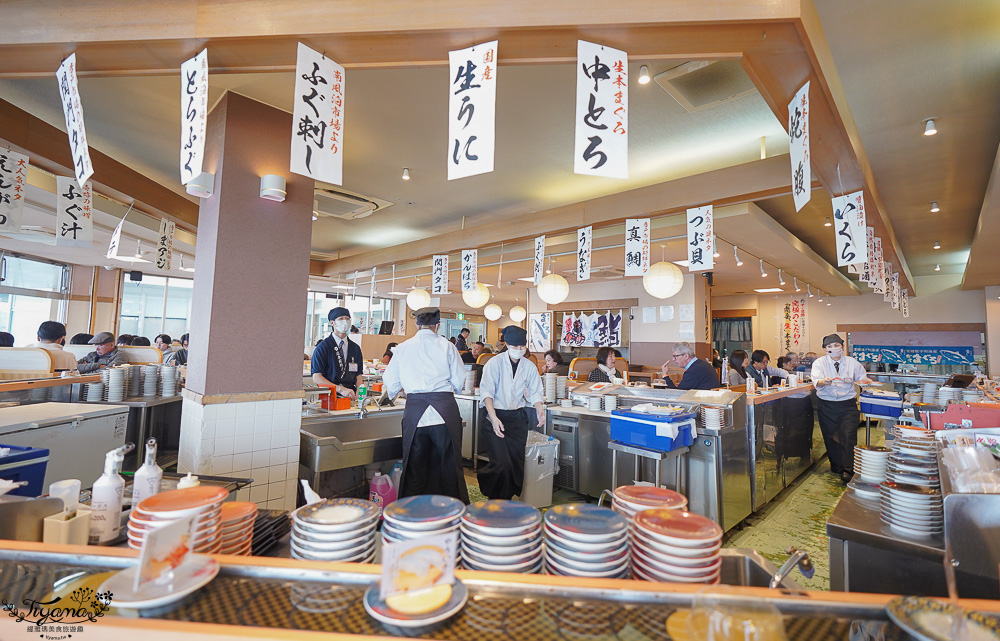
<box><xmin>477</xmin><ymin>407</ymin><xmax>533</xmax><ymax>500</ymax></box>
<box><xmin>398</xmin><ymin>392</ymin><xmax>469</xmax><ymax>503</ymax></box>
<box><xmin>816</xmin><ymin>397</ymin><xmax>860</xmax><ymax>474</ymax></box>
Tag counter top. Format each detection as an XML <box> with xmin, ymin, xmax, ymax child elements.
<box><xmin>0</xmin><ymin>374</ymin><xmax>99</xmax><ymax>392</ymax></box>
<box><xmin>745</xmin><ymin>384</ymin><xmax>815</xmax><ymax>404</ymax></box>
<box><xmin>827</xmin><ymin>489</ymin><xmax>944</xmax><ymax>559</ymax></box>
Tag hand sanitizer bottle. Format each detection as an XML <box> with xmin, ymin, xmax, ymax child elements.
<box><xmin>131</xmin><ymin>438</ymin><xmax>162</xmax><ymax>506</ymax></box>
<box><xmin>89</xmin><ymin>443</ymin><xmax>134</xmax><ymax>544</ymax></box>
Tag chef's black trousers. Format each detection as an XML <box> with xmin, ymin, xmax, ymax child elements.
<box><xmin>816</xmin><ymin>397</ymin><xmax>860</xmax><ymax>474</ymax></box>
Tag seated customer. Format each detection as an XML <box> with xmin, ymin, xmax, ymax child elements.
<box><xmin>727</xmin><ymin>350</ymin><xmax>749</xmax><ymax>386</ymax></box>
<box><xmin>662</xmin><ymin>342</ymin><xmax>720</xmax><ymax>390</ymax></box>
<box><xmin>77</xmin><ymin>332</ymin><xmax>128</xmax><ymax>373</ymax></box>
<box><xmin>588</xmin><ymin>346</ymin><xmax>622</xmax><ymax>383</ymax></box>
<box><xmin>69</xmin><ymin>333</ymin><xmax>93</xmax><ymax>345</ymax></box>
<box><xmin>116</xmin><ymin>334</ymin><xmax>133</xmax><ymax>346</ymax></box>
<box><xmin>154</xmin><ymin>334</ymin><xmax>173</xmax><ymax>353</ymax></box>
<box><xmin>746</xmin><ymin>349</ymin><xmax>788</xmax><ymax>387</ymax></box>
<box><xmin>0</xmin><ymin>333</ymin><xmax>13</xmax><ymax>347</ymax></box>
<box><xmin>543</xmin><ymin>350</ymin><xmax>570</xmax><ymax>375</ymax></box>
<box><xmin>164</xmin><ymin>333</ymin><xmax>189</xmax><ymax>366</ymax></box>
<box><xmin>380</xmin><ymin>342</ymin><xmax>398</xmax><ymax>365</ymax></box>
<box><xmin>27</xmin><ymin>321</ymin><xmax>77</xmax><ymax>371</ymax></box>
<box><xmin>462</xmin><ymin>341</ymin><xmax>484</xmax><ymax>364</ymax></box>
<box><xmin>131</xmin><ymin>336</ymin><xmax>151</xmax><ymax>346</ymax></box>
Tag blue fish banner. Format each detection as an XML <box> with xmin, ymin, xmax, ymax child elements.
<box><xmin>851</xmin><ymin>345</ymin><xmax>974</xmax><ymax>365</ymax></box>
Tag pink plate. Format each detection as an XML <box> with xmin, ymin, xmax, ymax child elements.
<box><xmin>634</xmin><ymin>509</ymin><xmax>722</xmax><ymax>543</ymax></box>
<box><xmin>613</xmin><ymin>486</ymin><xmax>687</xmax><ymax>509</ymax></box>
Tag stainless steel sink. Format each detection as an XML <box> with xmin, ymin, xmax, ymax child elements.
<box><xmin>719</xmin><ymin>548</ymin><xmax>804</xmax><ymax>590</ymax></box>
<box><xmin>300</xmin><ymin>411</ymin><xmax>404</xmax><ymax>474</ymax></box>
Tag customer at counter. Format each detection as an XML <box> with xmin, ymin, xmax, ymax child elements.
<box><xmin>384</xmin><ymin>307</ymin><xmax>468</xmax><ymax>502</ymax></box>
<box><xmin>727</xmin><ymin>350</ymin><xmax>749</xmax><ymax>386</ymax></box>
<box><xmin>165</xmin><ymin>333</ymin><xmax>189</xmax><ymax>366</ymax></box>
<box><xmin>588</xmin><ymin>346</ymin><xmax>622</xmax><ymax>383</ymax></box>
<box><xmin>746</xmin><ymin>350</ymin><xmax>788</xmax><ymax>387</ymax></box>
<box><xmin>311</xmin><ymin>307</ymin><xmax>364</xmax><ymax>400</ymax></box>
<box><xmin>461</xmin><ymin>341</ymin><xmax>485</xmax><ymax>364</ymax></box>
<box><xmin>662</xmin><ymin>342</ymin><xmax>720</xmax><ymax>390</ymax></box>
<box><xmin>77</xmin><ymin>332</ymin><xmax>128</xmax><ymax>373</ymax></box>
<box><xmin>543</xmin><ymin>350</ymin><xmax>569</xmax><ymax>375</ymax></box>
<box><xmin>812</xmin><ymin>333</ymin><xmax>874</xmax><ymax>484</ymax></box>
<box><xmin>154</xmin><ymin>334</ymin><xmax>172</xmax><ymax>353</ymax></box>
<box><xmin>27</xmin><ymin>321</ymin><xmax>77</xmax><ymax>372</ymax></box>
<box><xmin>455</xmin><ymin>328</ymin><xmax>470</xmax><ymax>352</ymax></box>
<box><xmin>478</xmin><ymin>325</ymin><xmax>546</xmax><ymax>500</ymax></box>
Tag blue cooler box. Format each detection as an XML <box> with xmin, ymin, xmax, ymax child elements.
<box><xmin>860</xmin><ymin>392</ymin><xmax>903</xmax><ymax>419</ymax></box>
<box><xmin>0</xmin><ymin>445</ymin><xmax>49</xmax><ymax>497</ymax></box>
<box><xmin>610</xmin><ymin>410</ymin><xmax>696</xmax><ymax>452</ymax></box>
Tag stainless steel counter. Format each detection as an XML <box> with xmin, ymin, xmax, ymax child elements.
<box><xmin>85</xmin><ymin>395</ymin><xmax>183</xmax><ymax>469</ymax></box>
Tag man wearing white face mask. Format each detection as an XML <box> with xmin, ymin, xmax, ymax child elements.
<box><xmin>477</xmin><ymin>325</ymin><xmax>546</xmax><ymax>500</ymax></box>
<box><xmin>812</xmin><ymin>333</ymin><xmax>874</xmax><ymax>484</ymax></box>
<box><xmin>311</xmin><ymin>307</ymin><xmax>364</xmax><ymax>400</ymax></box>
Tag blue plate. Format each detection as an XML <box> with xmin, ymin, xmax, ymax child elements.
<box><xmin>544</xmin><ymin>504</ymin><xmax>627</xmax><ymax>537</ymax></box>
<box><xmin>463</xmin><ymin>500</ymin><xmax>541</xmax><ymax>530</ymax></box>
<box><xmin>363</xmin><ymin>580</ymin><xmax>468</xmax><ymax>629</ymax></box>
<box><xmin>383</xmin><ymin>495</ymin><xmax>465</xmax><ymax>526</ymax></box>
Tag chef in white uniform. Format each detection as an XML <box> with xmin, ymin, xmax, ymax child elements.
<box><xmin>477</xmin><ymin>326</ymin><xmax>546</xmax><ymax>499</ymax></box>
<box><xmin>383</xmin><ymin>307</ymin><xmax>469</xmax><ymax>502</ymax></box>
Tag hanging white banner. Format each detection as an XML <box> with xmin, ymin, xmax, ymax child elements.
<box><xmin>432</xmin><ymin>254</ymin><xmax>449</xmax><ymax>295</ymax></box>
<box><xmin>686</xmin><ymin>206</ymin><xmax>715</xmax><ymax>271</ymax></box>
<box><xmin>291</xmin><ymin>43</ymin><xmax>345</xmax><ymax>185</ymax></box>
<box><xmin>155</xmin><ymin>218</ymin><xmax>175</xmax><ymax>272</ymax></box>
<box><xmin>574</xmin><ymin>40</ymin><xmax>628</xmax><ymax>179</ymax></box>
<box><xmin>55</xmin><ymin>176</ymin><xmax>93</xmax><ymax>247</ymax></box>
<box><xmin>860</xmin><ymin>226</ymin><xmax>875</xmax><ymax>286</ymax></box>
<box><xmin>533</xmin><ymin>235</ymin><xmax>545</xmax><ymax>285</ymax></box>
<box><xmin>56</xmin><ymin>54</ymin><xmax>94</xmax><ymax>186</ymax></box>
<box><xmin>448</xmin><ymin>41</ymin><xmax>497</xmax><ymax>181</ymax></box>
<box><xmin>779</xmin><ymin>298</ymin><xmax>808</xmax><ymax>355</ymax></box>
<box><xmin>179</xmin><ymin>48</ymin><xmax>209</xmax><ymax>185</ymax></box>
<box><xmin>902</xmin><ymin>289</ymin><xmax>909</xmax><ymax>318</ymax></box>
<box><xmin>831</xmin><ymin>195</ymin><xmax>860</xmax><ymax>267</ymax></box>
<box><xmin>788</xmin><ymin>81</ymin><xmax>810</xmax><ymax>212</ymax></box>
<box><xmin>882</xmin><ymin>261</ymin><xmax>893</xmax><ymax>302</ymax></box>
<box><xmin>0</xmin><ymin>149</ymin><xmax>28</xmax><ymax>232</ymax></box>
<box><xmin>891</xmin><ymin>272</ymin><xmax>900</xmax><ymax>309</ymax></box>
<box><xmin>872</xmin><ymin>238</ymin><xmax>885</xmax><ymax>294</ymax></box>
<box><xmin>577</xmin><ymin>226</ymin><xmax>592</xmax><ymax>281</ymax></box>
<box><xmin>461</xmin><ymin>249</ymin><xmax>478</xmax><ymax>292</ymax></box>
<box><xmin>624</xmin><ymin>218</ymin><xmax>650</xmax><ymax>276</ymax></box>
<box><xmin>106</xmin><ymin>215</ymin><xmax>125</xmax><ymax>259</ymax></box>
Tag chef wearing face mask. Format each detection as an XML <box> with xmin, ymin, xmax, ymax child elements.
<box><xmin>477</xmin><ymin>325</ymin><xmax>546</xmax><ymax>500</ymax></box>
<box><xmin>311</xmin><ymin>307</ymin><xmax>364</xmax><ymax>400</ymax></box>
<box><xmin>811</xmin><ymin>333</ymin><xmax>874</xmax><ymax>484</ymax></box>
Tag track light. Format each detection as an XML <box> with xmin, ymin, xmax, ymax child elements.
<box><xmin>817</xmin><ymin>291</ymin><xmax>824</xmax><ymax>303</ymax></box>
<box><xmin>402</xmin><ymin>168</ymin><xmax>410</xmax><ymax>180</ymax></box>
<box><xmin>638</xmin><ymin>65</ymin><xmax>651</xmax><ymax>85</ymax></box>
<box><xmin>923</xmin><ymin>118</ymin><xmax>937</xmax><ymax>136</ymax></box>
<box><xmin>824</xmin><ymin>217</ymin><xmax>832</xmax><ymax>227</ymax></box>
<box><xmin>778</xmin><ymin>269</ymin><xmax>786</xmax><ymax>286</ymax></box>
<box><xmin>933</xmin><ymin>240</ymin><xmax>941</xmax><ymax>250</ymax></box>
<box><xmin>826</xmin><ymin>296</ymin><xmax>832</xmax><ymax>306</ymax></box>
<box><xmin>935</xmin><ymin>264</ymin><xmax>941</xmax><ymax>271</ymax></box>
<box><xmin>713</xmin><ymin>248</ymin><xmax>720</xmax><ymax>258</ymax></box>
<box><xmin>734</xmin><ymin>246</ymin><xmax>743</xmax><ymax>267</ymax></box>
<box><xmin>134</xmin><ymin>239</ymin><xmax>143</xmax><ymax>259</ymax></box>
<box><xmin>807</xmin><ymin>284</ymin><xmax>813</xmax><ymax>298</ymax></box>
<box><xmin>759</xmin><ymin>259</ymin><xmax>767</xmax><ymax>278</ymax></box>
<box><xmin>794</xmin><ymin>277</ymin><xmax>800</xmax><ymax>292</ymax></box>
<box><xmin>930</xmin><ymin>201</ymin><xmax>940</xmax><ymax>213</ymax></box>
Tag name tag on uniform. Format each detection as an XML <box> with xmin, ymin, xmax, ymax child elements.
<box><xmin>348</xmin><ymin>362</ymin><xmax>358</xmax><ymax>372</ymax></box>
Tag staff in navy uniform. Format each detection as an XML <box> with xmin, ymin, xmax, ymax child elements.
<box><xmin>383</xmin><ymin>307</ymin><xmax>469</xmax><ymax>502</ymax></box>
<box><xmin>311</xmin><ymin>307</ymin><xmax>364</xmax><ymax>400</ymax></box>
<box><xmin>477</xmin><ymin>325</ymin><xmax>546</xmax><ymax>500</ymax></box>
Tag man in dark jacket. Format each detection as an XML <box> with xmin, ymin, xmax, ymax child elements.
<box><xmin>662</xmin><ymin>341</ymin><xmax>720</xmax><ymax>390</ymax></box>
<box><xmin>311</xmin><ymin>307</ymin><xmax>364</xmax><ymax>399</ymax></box>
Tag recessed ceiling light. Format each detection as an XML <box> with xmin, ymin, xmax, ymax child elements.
<box><xmin>402</xmin><ymin>168</ymin><xmax>410</xmax><ymax>180</ymax></box>
<box><xmin>824</xmin><ymin>217</ymin><xmax>832</xmax><ymax>227</ymax></box>
<box><xmin>923</xmin><ymin>118</ymin><xmax>937</xmax><ymax>136</ymax></box>
<box><xmin>930</xmin><ymin>201</ymin><xmax>940</xmax><ymax>213</ymax></box>
<box><xmin>933</xmin><ymin>240</ymin><xmax>941</xmax><ymax>250</ymax></box>
<box><xmin>755</xmin><ymin>288</ymin><xmax>784</xmax><ymax>293</ymax></box>
<box><xmin>935</xmin><ymin>264</ymin><xmax>941</xmax><ymax>271</ymax></box>
<box><xmin>638</xmin><ymin>65</ymin><xmax>651</xmax><ymax>85</ymax></box>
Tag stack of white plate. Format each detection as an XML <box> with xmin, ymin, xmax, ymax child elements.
<box><xmin>701</xmin><ymin>407</ymin><xmax>724</xmax><ymax>430</ymax></box>
<box><xmin>107</xmin><ymin>367</ymin><xmax>126</xmax><ymax>402</ymax></box>
<box><xmin>963</xmin><ymin>389</ymin><xmax>983</xmax><ymax>402</ymax></box>
<box><xmin>143</xmin><ymin>365</ymin><xmax>159</xmax><ymax>396</ymax></box>
<box><xmin>85</xmin><ymin>382</ymin><xmax>104</xmax><ymax>401</ymax></box>
<box><xmin>543</xmin><ymin>373</ymin><xmax>557</xmax><ymax>403</ymax></box>
<box><xmin>161</xmin><ymin>365</ymin><xmax>178</xmax><ymax>397</ymax></box>
<box><xmin>886</xmin><ymin>426</ymin><xmax>940</xmax><ymax>490</ymax></box>
<box><xmin>848</xmin><ymin>445</ymin><xmax>891</xmax><ymax>499</ymax></box>
<box><xmin>922</xmin><ymin>383</ymin><xmax>938</xmax><ymax>404</ymax></box>
<box><xmin>907</xmin><ymin>392</ymin><xmax>923</xmax><ymax>404</ymax></box>
<box><xmin>463</xmin><ymin>370</ymin><xmax>476</xmax><ymax>394</ymax></box>
<box><xmin>588</xmin><ymin>396</ymin><xmax>603</xmax><ymax>411</ymax></box>
<box><xmin>291</xmin><ymin>498</ymin><xmax>379</xmax><ymax>563</ymax></box>
<box><xmin>382</xmin><ymin>495</ymin><xmax>465</xmax><ymax>553</ymax></box>
<box><xmin>219</xmin><ymin>501</ymin><xmax>257</xmax><ymax>556</ymax></box>
<box><xmin>610</xmin><ymin>485</ymin><xmax>687</xmax><ymax>521</ymax></box>
<box><xmin>937</xmin><ymin>387</ymin><xmax>961</xmax><ymax>404</ymax></box>
<box><xmin>556</xmin><ymin>376</ymin><xmax>568</xmax><ymax>399</ymax></box>
<box><xmin>560</xmin><ymin>398</ymin><xmax>573</xmax><ymax>408</ymax></box>
<box><xmin>603</xmin><ymin>395</ymin><xmax>618</xmax><ymax>411</ymax></box>
<box><xmin>542</xmin><ymin>504</ymin><xmax>629</xmax><ymax>579</ymax></box>
<box><xmin>460</xmin><ymin>500</ymin><xmax>543</xmax><ymax>573</ymax></box>
<box><xmin>129</xmin><ymin>365</ymin><xmax>143</xmax><ymax>397</ymax></box>
<box><xmin>128</xmin><ymin>486</ymin><xmax>228</xmax><ymax>554</ymax></box>
<box><xmin>630</xmin><ymin>509</ymin><xmax>723</xmax><ymax>584</ymax></box>
<box><xmin>879</xmin><ymin>481</ymin><xmax>943</xmax><ymax>537</ymax></box>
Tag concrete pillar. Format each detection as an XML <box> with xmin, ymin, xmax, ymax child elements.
<box><xmin>178</xmin><ymin>92</ymin><xmax>313</xmax><ymax>510</ymax></box>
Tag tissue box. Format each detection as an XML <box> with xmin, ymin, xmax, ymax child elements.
<box><xmin>0</xmin><ymin>444</ymin><xmax>49</xmax><ymax>497</ymax></box>
<box><xmin>610</xmin><ymin>410</ymin><xmax>695</xmax><ymax>452</ymax></box>
<box><xmin>860</xmin><ymin>392</ymin><xmax>903</xmax><ymax>418</ymax></box>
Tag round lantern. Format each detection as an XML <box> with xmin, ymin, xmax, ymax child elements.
<box><xmin>484</xmin><ymin>303</ymin><xmax>503</xmax><ymax>321</ymax></box>
<box><xmin>509</xmin><ymin>305</ymin><xmax>527</xmax><ymax>323</ymax></box>
<box><xmin>536</xmin><ymin>273</ymin><xmax>570</xmax><ymax>305</ymax></box>
<box><xmin>406</xmin><ymin>287</ymin><xmax>431</xmax><ymax>311</ymax></box>
<box><xmin>462</xmin><ymin>282</ymin><xmax>490</xmax><ymax>308</ymax></box>
<box><xmin>642</xmin><ymin>261</ymin><xmax>684</xmax><ymax>299</ymax></box>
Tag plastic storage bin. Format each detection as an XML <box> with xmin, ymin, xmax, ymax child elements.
<box><xmin>860</xmin><ymin>392</ymin><xmax>903</xmax><ymax>418</ymax></box>
<box><xmin>609</xmin><ymin>410</ymin><xmax>696</xmax><ymax>452</ymax></box>
<box><xmin>0</xmin><ymin>444</ymin><xmax>50</xmax><ymax>497</ymax></box>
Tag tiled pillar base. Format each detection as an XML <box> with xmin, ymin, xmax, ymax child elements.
<box><xmin>179</xmin><ymin>396</ymin><xmax>301</xmax><ymax>511</ymax></box>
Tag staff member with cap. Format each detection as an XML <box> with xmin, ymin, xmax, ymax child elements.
<box><xmin>383</xmin><ymin>307</ymin><xmax>469</xmax><ymax>502</ymax></box>
<box><xmin>477</xmin><ymin>326</ymin><xmax>546</xmax><ymax>500</ymax></box>
<box><xmin>311</xmin><ymin>307</ymin><xmax>364</xmax><ymax>400</ymax></box>
<box><xmin>812</xmin><ymin>333</ymin><xmax>873</xmax><ymax>484</ymax></box>
<box><xmin>77</xmin><ymin>332</ymin><xmax>129</xmax><ymax>373</ymax></box>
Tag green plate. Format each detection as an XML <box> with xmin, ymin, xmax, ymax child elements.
<box><xmin>887</xmin><ymin>596</ymin><xmax>1000</xmax><ymax>641</ymax></box>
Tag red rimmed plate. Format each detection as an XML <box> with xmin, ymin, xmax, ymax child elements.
<box><xmin>135</xmin><ymin>486</ymin><xmax>228</xmax><ymax>518</ymax></box>
<box><xmin>613</xmin><ymin>486</ymin><xmax>687</xmax><ymax>509</ymax></box>
<box><xmin>220</xmin><ymin>501</ymin><xmax>258</xmax><ymax>524</ymax></box>
<box><xmin>633</xmin><ymin>509</ymin><xmax>722</xmax><ymax>545</ymax></box>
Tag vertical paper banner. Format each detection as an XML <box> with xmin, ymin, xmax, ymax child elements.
<box><xmin>882</xmin><ymin>261</ymin><xmax>893</xmax><ymax>302</ymax></box>
<box><xmin>574</xmin><ymin>40</ymin><xmax>628</xmax><ymax>179</ymax></box>
<box><xmin>432</xmin><ymin>255</ymin><xmax>449</xmax><ymax>295</ymax></box>
<box><xmin>872</xmin><ymin>238</ymin><xmax>885</xmax><ymax>294</ymax></box>
<box><xmin>55</xmin><ymin>176</ymin><xmax>93</xmax><ymax>247</ymax></box>
<box><xmin>291</xmin><ymin>43</ymin><xmax>345</xmax><ymax>185</ymax></box>
<box><xmin>461</xmin><ymin>249</ymin><xmax>478</xmax><ymax>292</ymax></box>
<box><xmin>106</xmin><ymin>216</ymin><xmax>125</xmax><ymax>259</ymax></box>
<box><xmin>370</xmin><ymin>266</ymin><xmax>378</xmax><ymax>297</ymax></box>
<box><xmin>891</xmin><ymin>272</ymin><xmax>900</xmax><ymax>309</ymax></box>
<box><xmin>0</xmin><ymin>149</ymin><xmax>28</xmax><ymax>232</ymax></box>
<box><xmin>179</xmin><ymin>49</ymin><xmax>209</xmax><ymax>185</ymax></box>
<box><xmin>860</xmin><ymin>226</ymin><xmax>875</xmax><ymax>286</ymax></box>
<box><xmin>788</xmin><ymin>81</ymin><xmax>810</xmax><ymax>211</ymax></box>
<box><xmin>155</xmin><ymin>218</ymin><xmax>175</xmax><ymax>272</ymax></box>
<box><xmin>577</xmin><ymin>226</ymin><xmax>592</xmax><ymax>281</ymax></box>
<box><xmin>56</xmin><ymin>54</ymin><xmax>94</xmax><ymax>186</ymax></box>
<box><xmin>780</xmin><ymin>302</ymin><xmax>793</xmax><ymax>354</ymax></box>
<box><xmin>902</xmin><ymin>289</ymin><xmax>909</xmax><ymax>318</ymax></box>
<box><xmin>624</xmin><ymin>218</ymin><xmax>650</xmax><ymax>276</ymax></box>
<box><xmin>533</xmin><ymin>235</ymin><xmax>545</xmax><ymax>285</ymax></box>
<box><xmin>686</xmin><ymin>205</ymin><xmax>715</xmax><ymax>271</ymax></box>
<box><xmin>448</xmin><ymin>41</ymin><xmax>498</xmax><ymax>181</ymax></box>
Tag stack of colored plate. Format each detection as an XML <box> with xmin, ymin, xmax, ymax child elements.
<box><xmin>542</xmin><ymin>504</ymin><xmax>629</xmax><ymax>578</ymax></box>
<box><xmin>886</xmin><ymin>426</ymin><xmax>941</xmax><ymax>490</ymax></box>
<box><xmin>610</xmin><ymin>485</ymin><xmax>687</xmax><ymax>521</ymax></box>
<box><xmin>219</xmin><ymin>501</ymin><xmax>257</xmax><ymax>556</ymax></box>
<box><xmin>854</xmin><ymin>445</ymin><xmax>891</xmax><ymax>483</ymax></box>
<box><xmin>382</xmin><ymin>495</ymin><xmax>465</xmax><ymax>554</ymax></box>
<box><xmin>460</xmin><ymin>500</ymin><xmax>542</xmax><ymax>573</ymax></box>
<box><xmin>879</xmin><ymin>481</ymin><xmax>943</xmax><ymax>537</ymax></box>
<box><xmin>291</xmin><ymin>498</ymin><xmax>379</xmax><ymax>563</ymax></box>
<box><xmin>128</xmin><ymin>486</ymin><xmax>228</xmax><ymax>554</ymax></box>
<box><xmin>630</xmin><ymin>509</ymin><xmax>723</xmax><ymax>584</ymax></box>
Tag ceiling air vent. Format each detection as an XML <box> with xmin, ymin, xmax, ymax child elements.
<box><xmin>654</xmin><ymin>60</ymin><xmax>758</xmax><ymax>113</ymax></box>
<box><xmin>313</xmin><ymin>186</ymin><xmax>394</xmax><ymax>221</ymax></box>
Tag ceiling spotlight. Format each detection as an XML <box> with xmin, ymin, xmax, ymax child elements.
<box><xmin>930</xmin><ymin>201</ymin><xmax>940</xmax><ymax>213</ymax></box>
<box><xmin>824</xmin><ymin>217</ymin><xmax>832</xmax><ymax>227</ymax></box>
<box><xmin>713</xmin><ymin>247</ymin><xmax>720</xmax><ymax>258</ymax></box>
<box><xmin>734</xmin><ymin>245</ymin><xmax>743</xmax><ymax>267</ymax></box>
<box><xmin>923</xmin><ymin>118</ymin><xmax>937</xmax><ymax>136</ymax></box>
<box><xmin>311</xmin><ymin>213</ymin><xmax>318</xmax><ymax>221</ymax></box>
<box><xmin>402</xmin><ymin>168</ymin><xmax>410</xmax><ymax>180</ymax></box>
<box><xmin>826</xmin><ymin>297</ymin><xmax>832</xmax><ymax>306</ymax></box>
<box><xmin>935</xmin><ymin>264</ymin><xmax>941</xmax><ymax>271</ymax></box>
<box><xmin>807</xmin><ymin>284</ymin><xmax>814</xmax><ymax>298</ymax></box>
<box><xmin>134</xmin><ymin>239</ymin><xmax>143</xmax><ymax>259</ymax></box>
<box><xmin>778</xmin><ymin>269</ymin><xmax>786</xmax><ymax>286</ymax></box>
<box><xmin>638</xmin><ymin>65</ymin><xmax>651</xmax><ymax>85</ymax></box>
<box><xmin>759</xmin><ymin>259</ymin><xmax>767</xmax><ymax>278</ymax></box>
<box><xmin>794</xmin><ymin>276</ymin><xmax>801</xmax><ymax>292</ymax></box>
<box><xmin>933</xmin><ymin>240</ymin><xmax>941</xmax><ymax>250</ymax></box>
<box><xmin>817</xmin><ymin>291</ymin><xmax>824</xmax><ymax>302</ymax></box>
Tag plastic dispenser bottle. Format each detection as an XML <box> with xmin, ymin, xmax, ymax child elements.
<box><xmin>89</xmin><ymin>443</ymin><xmax>134</xmax><ymax>544</ymax></box>
<box><xmin>131</xmin><ymin>438</ymin><xmax>162</xmax><ymax>506</ymax></box>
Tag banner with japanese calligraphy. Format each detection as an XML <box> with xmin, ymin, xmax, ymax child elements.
<box><xmin>872</xmin><ymin>238</ymin><xmax>885</xmax><ymax>294</ymax></box>
<box><xmin>528</xmin><ymin>312</ymin><xmax>551</xmax><ymax>352</ymax></box>
<box><xmin>179</xmin><ymin>49</ymin><xmax>209</xmax><ymax>185</ymax></box>
<box><xmin>686</xmin><ymin>206</ymin><xmax>714</xmax><ymax>271</ymax></box>
<box><xmin>891</xmin><ymin>272</ymin><xmax>900</xmax><ymax>309</ymax></box>
<box><xmin>56</xmin><ymin>54</ymin><xmax>94</xmax><ymax>186</ymax></box>
<box><xmin>461</xmin><ymin>249</ymin><xmax>477</xmax><ymax>292</ymax></box>
<box><xmin>291</xmin><ymin>43</ymin><xmax>345</xmax><ymax>185</ymax></box>
<box><xmin>860</xmin><ymin>226</ymin><xmax>875</xmax><ymax>286</ymax></box>
<box><xmin>852</xmin><ymin>345</ymin><xmax>973</xmax><ymax>366</ymax></box>
<box><xmin>55</xmin><ymin>176</ymin><xmax>92</xmax><ymax>247</ymax></box>
<box><xmin>779</xmin><ymin>298</ymin><xmax>808</xmax><ymax>355</ymax></box>
<box><xmin>106</xmin><ymin>213</ymin><xmax>126</xmax><ymax>260</ymax></box>
<box><xmin>574</xmin><ymin>40</ymin><xmax>628</xmax><ymax>179</ymax></box>
<box><xmin>577</xmin><ymin>226</ymin><xmax>592</xmax><ymax>281</ymax></box>
<box><xmin>0</xmin><ymin>150</ymin><xmax>28</xmax><ymax>232</ymax></box>
<box><xmin>788</xmin><ymin>81</ymin><xmax>810</xmax><ymax>212</ymax></box>
<box><xmin>561</xmin><ymin>311</ymin><xmax>623</xmax><ymax>348</ymax></box>
<box><xmin>448</xmin><ymin>41</ymin><xmax>497</xmax><ymax>181</ymax></box>
<box><xmin>533</xmin><ymin>235</ymin><xmax>545</xmax><ymax>285</ymax></box>
<box><xmin>902</xmin><ymin>289</ymin><xmax>909</xmax><ymax>318</ymax></box>
<box><xmin>432</xmin><ymin>254</ymin><xmax>449</xmax><ymax>295</ymax></box>
<box><xmin>624</xmin><ymin>218</ymin><xmax>649</xmax><ymax>276</ymax></box>
<box><xmin>155</xmin><ymin>218</ymin><xmax>175</xmax><ymax>272</ymax></box>
<box><xmin>831</xmin><ymin>191</ymin><xmax>865</xmax><ymax>267</ymax></box>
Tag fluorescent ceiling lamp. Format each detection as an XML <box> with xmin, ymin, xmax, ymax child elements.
<box><xmin>516</xmin><ymin>277</ymin><xmax>535</xmax><ymax>282</ymax></box>
<box><xmin>754</xmin><ymin>288</ymin><xmax>784</xmax><ymax>293</ymax></box>
<box><xmin>673</xmin><ymin>260</ymin><xmax>690</xmax><ymax>267</ymax></box>
<box><xmin>386</xmin><ymin>291</ymin><xmax>409</xmax><ymax>296</ymax></box>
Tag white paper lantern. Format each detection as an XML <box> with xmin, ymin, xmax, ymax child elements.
<box><xmin>537</xmin><ymin>273</ymin><xmax>570</xmax><ymax>305</ymax></box>
<box><xmin>484</xmin><ymin>303</ymin><xmax>503</xmax><ymax>321</ymax></box>
<box><xmin>462</xmin><ymin>282</ymin><xmax>490</xmax><ymax>308</ymax></box>
<box><xmin>509</xmin><ymin>305</ymin><xmax>527</xmax><ymax>323</ymax></box>
<box><xmin>643</xmin><ymin>261</ymin><xmax>684</xmax><ymax>299</ymax></box>
<box><xmin>406</xmin><ymin>287</ymin><xmax>431</xmax><ymax>311</ymax></box>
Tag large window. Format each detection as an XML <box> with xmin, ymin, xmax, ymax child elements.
<box><xmin>305</xmin><ymin>292</ymin><xmax>394</xmax><ymax>346</ymax></box>
<box><xmin>0</xmin><ymin>252</ymin><xmax>70</xmax><ymax>345</ymax></box>
<box><xmin>119</xmin><ymin>275</ymin><xmax>193</xmax><ymax>339</ymax></box>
